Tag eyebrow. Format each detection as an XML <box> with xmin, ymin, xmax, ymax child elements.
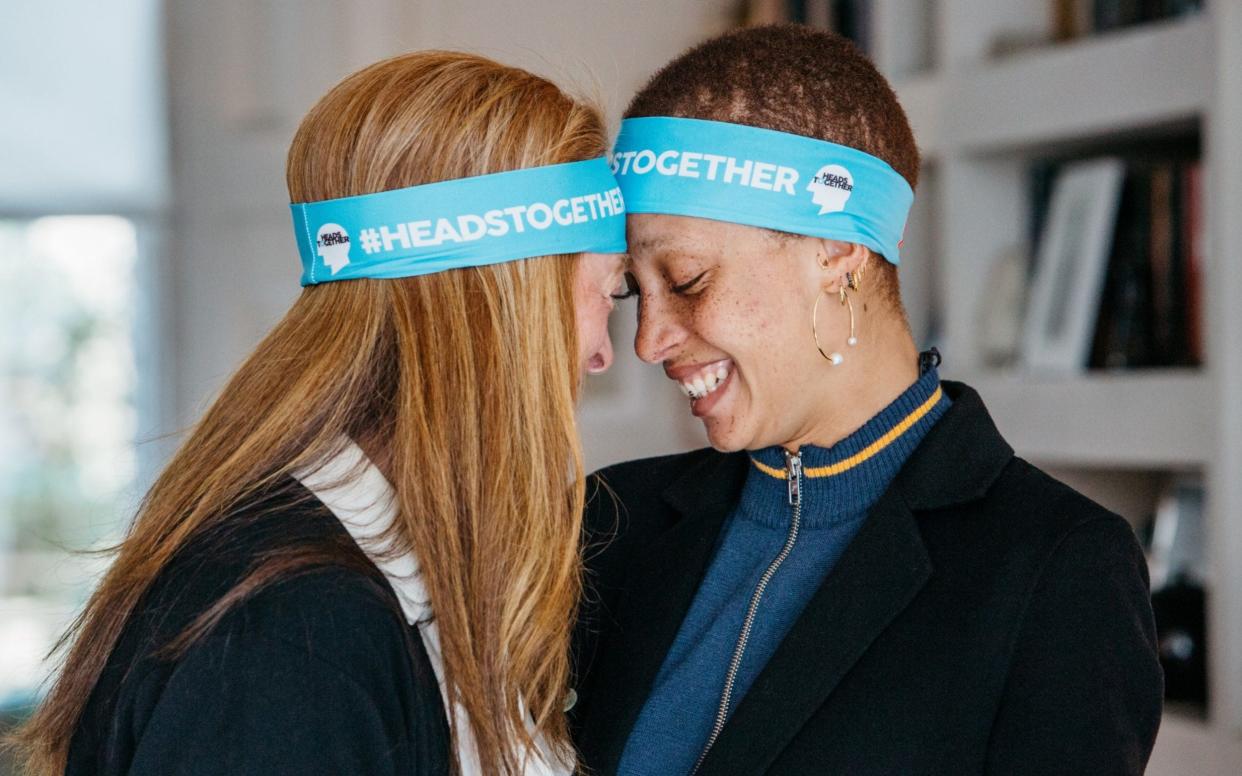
<box><xmin>625</xmin><ymin>234</ymin><xmax>695</xmax><ymax>255</ymax></box>
<box><xmin>626</xmin><ymin>237</ymin><xmax>675</xmax><ymax>255</ymax></box>
<box><xmin>628</xmin><ymin>239</ymin><xmax>707</xmax><ymax>263</ymax></box>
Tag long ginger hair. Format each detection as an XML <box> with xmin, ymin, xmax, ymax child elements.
<box><xmin>12</xmin><ymin>51</ymin><xmax>601</xmax><ymax>775</ymax></box>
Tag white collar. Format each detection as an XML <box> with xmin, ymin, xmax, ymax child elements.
<box><xmin>293</xmin><ymin>438</ymin><xmax>570</xmax><ymax>776</ymax></box>
<box><xmin>293</xmin><ymin>439</ymin><xmax>429</xmax><ymax>623</ymax></box>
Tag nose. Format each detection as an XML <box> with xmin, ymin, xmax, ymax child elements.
<box><xmin>587</xmin><ymin>331</ymin><xmax>614</xmax><ymax>375</ymax></box>
<box><xmin>634</xmin><ymin>296</ymin><xmax>685</xmax><ymax>365</ymax></box>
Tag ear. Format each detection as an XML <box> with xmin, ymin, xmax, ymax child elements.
<box><xmin>815</xmin><ymin>239</ymin><xmax>870</xmax><ymax>290</ymax></box>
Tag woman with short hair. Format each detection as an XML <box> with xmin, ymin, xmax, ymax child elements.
<box><xmin>573</xmin><ymin>25</ymin><xmax>1162</xmax><ymax>775</ymax></box>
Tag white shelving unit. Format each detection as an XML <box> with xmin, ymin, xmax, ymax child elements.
<box><xmin>963</xmin><ymin>369</ymin><xmax>1211</xmax><ymax>468</ymax></box>
<box><xmin>867</xmin><ymin>1</ymin><xmax>1242</xmax><ymax>771</ymax></box>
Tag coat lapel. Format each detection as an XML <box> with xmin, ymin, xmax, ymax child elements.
<box><xmin>575</xmin><ymin>451</ymin><xmax>749</xmax><ymax>773</ymax></box>
<box><xmin>695</xmin><ymin>381</ymin><xmax>1013</xmax><ymax>774</ymax></box>
<box><xmin>579</xmin><ymin>381</ymin><xmax>1013</xmax><ymax>774</ymax></box>
<box><xmin>696</xmin><ymin>486</ymin><xmax>931</xmax><ymax>775</ymax></box>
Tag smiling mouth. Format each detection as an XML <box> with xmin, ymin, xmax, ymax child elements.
<box><xmin>674</xmin><ymin>359</ymin><xmax>734</xmax><ymax>400</ymax></box>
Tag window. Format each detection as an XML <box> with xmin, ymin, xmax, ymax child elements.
<box><xmin>0</xmin><ymin>216</ymin><xmax>142</xmax><ymax>710</ymax></box>
<box><xmin>0</xmin><ymin>0</ymin><xmax>166</xmax><ymax>721</ymax></box>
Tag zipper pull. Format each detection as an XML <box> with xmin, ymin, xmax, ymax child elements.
<box><xmin>785</xmin><ymin>450</ymin><xmax>803</xmax><ymax>507</ymax></box>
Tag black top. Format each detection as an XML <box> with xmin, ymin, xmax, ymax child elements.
<box><xmin>66</xmin><ymin>478</ymin><xmax>451</xmax><ymax>775</ymax></box>
<box><xmin>572</xmin><ymin>381</ymin><xmax>1163</xmax><ymax>775</ymax></box>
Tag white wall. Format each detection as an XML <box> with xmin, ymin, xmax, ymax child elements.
<box><xmin>0</xmin><ymin>0</ymin><xmax>168</xmax><ymax>213</ymax></box>
<box><xmin>163</xmin><ymin>0</ymin><xmax>737</xmax><ymax>471</ymax></box>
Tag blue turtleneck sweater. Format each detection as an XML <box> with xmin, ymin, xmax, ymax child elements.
<box><xmin>617</xmin><ymin>368</ymin><xmax>950</xmax><ymax>776</ymax></box>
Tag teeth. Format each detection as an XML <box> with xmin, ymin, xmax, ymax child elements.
<box><xmin>676</xmin><ymin>362</ymin><xmax>732</xmax><ymax>401</ymax></box>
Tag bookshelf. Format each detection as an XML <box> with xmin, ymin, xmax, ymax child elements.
<box><xmin>862</xmin><ymin>0</ymin><xmax>1242</xmax><ymax>770</ymax></box>
<box><xmin>963</xmin><ymin>369</ymin><xmax>1210</xmax><ymax>468</ymax></box>
<box><xmin>940</xmin><ymin>16</ymin><xmax>1210</xmax><ymax>155</ymax></box>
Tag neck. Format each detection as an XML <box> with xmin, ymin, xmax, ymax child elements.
<box><xmin>745</xmin><ymin>364</ymin><xmax>948</xmax><ymax>527</ymax></box>
<box><xmin>784</xmin><ymin>309</ymin><xmax>920</xmax><ymax>452</ymax></box>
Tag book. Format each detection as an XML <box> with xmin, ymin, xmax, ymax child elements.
<box><xmin>771</xmin><ymin>0</ymin><xmax>872</xmax><ymax>52</ymax></box>
<box><xmin>1182</xmin><ymin>161</ymin><xmax>1204</xmax><ymax>365</ymax></box>
<box><xmin>1090</xmin><ymin>163</ymin><xmax>1153</xmax><ymax>369</ymax></box>
<box><xmin>1029</xmin><ymin>149</ymin><xmax>1202</xmax><ymax>370</ymax></box>
<box><xmin>1051</xmin><ymin>0</ymin><xmax>1204</xmax><ymax>41</ymax></box>
<box><xmin>1148</xmin><ymin>161</ymin><xmax>1175</xmax><ymax>364</ymax></box>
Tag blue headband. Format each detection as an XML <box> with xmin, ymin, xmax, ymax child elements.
<box><xmin>610</xmin><ymin>117</ymin><xmax>913</xmax><ymax>264</ymax></box>
<box><xmin>290</xmin><ymin>157</ymin><xmax>626</xmax><ymax>285</ymax></box>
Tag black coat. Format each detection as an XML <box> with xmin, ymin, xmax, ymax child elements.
<box><xmin>67</xmin><ymin>479</ymin><xmax>451</xmax><ymax>775</ymax></box>
<box><xmin>572</xmin><ymin>381</ymin><xmax>1163</xmax><ymax>775</ymax></box>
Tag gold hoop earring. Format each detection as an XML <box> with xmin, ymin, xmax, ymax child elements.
<box><xmin>812</xmin><ymin>284</ymin><xmax>858</xmax><ymax>366</ymax></box>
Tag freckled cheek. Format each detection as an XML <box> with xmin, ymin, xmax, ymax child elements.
<box><xmin>741</xmin><ymin>298</ymin><xmax>781</xmax><ymax>335</ymax></box>
<box><xmin>686</xmin><ymin>295</ymin><xmax>771</xmax><ymax>360</ymax></box>
<box><xmin>717</xmin><ymin>292</ymin><xmax>782</xmax><ymax>339</ymax></box>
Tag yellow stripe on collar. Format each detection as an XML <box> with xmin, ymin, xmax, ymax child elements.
<box><xmin>750</xmin><ymin>385</ymin><xmax>944</xmax><ymax>480</ymax></box>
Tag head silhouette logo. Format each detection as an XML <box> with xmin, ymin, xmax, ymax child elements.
<box><xmin>316</xmin><ymin>223</ymin><xmax>351</xmax><ymax>275</ymax></box>
<box><xmin>807</xmin><ymin>164</ymin><xmax>854</xmax><ymax>214</ymax></box>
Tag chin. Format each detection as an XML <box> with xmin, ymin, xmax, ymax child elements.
<box><xmin>703</xmin><ymin>419</ymin><xmax>750</xmax><ymax>454</ymax></box>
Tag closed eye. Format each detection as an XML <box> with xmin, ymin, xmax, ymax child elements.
<box><xmin>672</xmin><ymin>270</ymin><xmax>708</xmax><ymax>295</ymax></box>
<box><xmin>610</xmin><ymin>271</ymin><xmax>640</xmax><ymax>301</ymax></box>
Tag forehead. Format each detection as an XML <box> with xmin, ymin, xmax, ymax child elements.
<box><xmin>578</xmin><ymin>251</ymin><xmax>626</xmax><ymax>278</ymax></box>
<box><xmin>626</xmin><ymin>215</ymin><xmax>792</xmax><ymax>272</ymax></box>
<box><xmin>627</xmin><ymin>214</ymin><xmax>768</xmax><ymax>261</ymax></box>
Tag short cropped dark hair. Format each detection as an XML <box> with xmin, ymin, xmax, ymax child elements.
<box><xmin>625</xmin><ymin>24</ymin><xmax>917</xmax><ymax>308</ymax></box>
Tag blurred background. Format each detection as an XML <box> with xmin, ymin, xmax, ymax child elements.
<box><xmin>2</xmin><ymin>1</ymin><xmax>1240</xmax><ymax>772</ymax></box>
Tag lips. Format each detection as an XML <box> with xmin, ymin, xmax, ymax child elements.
<box><xmin>665</xmin><ymin>358</ymin><xmax>733</xmax><ymax>400</ymax></box>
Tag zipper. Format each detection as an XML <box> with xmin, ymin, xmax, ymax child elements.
<box><xmin>691</xmin><ymin>450</ymin><xmax>804</xmax><ymax>775</ymax></box>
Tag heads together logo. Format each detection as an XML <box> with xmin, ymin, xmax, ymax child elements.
<box><xmin>609</xmin><ymin>148</ymin><xmax>853</xmax><ymax>215</ymax></box>
<box><xmin>316</xmin><ymin>223</ymin><xmax>351</xmax><ymax>275</ymax></box>
<box><xmin>807</xmin><ymin>164</ymin><xmax>853</xmax><ymax>214</ymax></box>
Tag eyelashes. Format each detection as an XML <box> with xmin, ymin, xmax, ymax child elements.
<box><xmin>610</xmin><ymin>271</ymin><xmax>640</xmax><ymax>301</ymax></box>
<box><xmin>610</xmin><ymin>269</ymin><xmax>708</xmax><ymax>301</ymax></box>
<box><xmin>671</xmin><ymin>270</ymin><xmax>708</xmax><ymax>295</ymax></box>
